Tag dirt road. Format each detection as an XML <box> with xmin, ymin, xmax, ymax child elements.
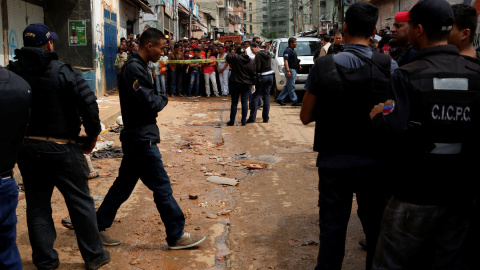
<box><xmin>16</xmin><ymin>95</ymin><xmax>366</xmax><ymax>270</ymax></box>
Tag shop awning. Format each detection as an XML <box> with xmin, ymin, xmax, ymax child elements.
<box><xmin>127</xmin><ymin>0</ymin><xmax>154</xmax><ymax>14</ymax></box>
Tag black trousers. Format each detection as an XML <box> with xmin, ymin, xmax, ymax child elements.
<box><xmin>315</xmin><ymin>165</ymin><xmax>388</xmax><ymax>270</ymax></box>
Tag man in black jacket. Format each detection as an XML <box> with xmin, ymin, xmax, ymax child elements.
<box><xmin>10</xmin><ymin>23</ymin><xmax>110</xmax><ymax>270</ymax></box>
<box><xmin>247</xmin><ymin>42</ymin><xmax>273</xmax><ymax>123</ymax></box>
<box><xmin>95</xmin><ymin>28</ymin><xmax>206</xmax><ymax>250</ymax></box>
<box><xmin>0</xmin><ymin>65</ymin><xmax>31</xmax><ymax>270</ymax></box>
<box><xmin>370</xmin><ymin>0</ymin><xmax>480</xmax><ymax>268</ymax></box>
<box><xmin>226</xmin><ymin>46</ymin><xmax>256</xmax><ymax>126</ymax></box>
<box><xmin>300</xmin><ymin>2</ymin><xmax>397</xmax><ymax>269</ymax></box>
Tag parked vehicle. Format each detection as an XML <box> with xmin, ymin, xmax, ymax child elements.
<box><xmin>269</xmin><ymin>37</ymin><xmax>322</xmax><ymax>98</ymax></box>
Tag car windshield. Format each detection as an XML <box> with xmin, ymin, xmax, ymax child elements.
<box><xmin>278</xmin><ymin>41</ymin><xmax>321</xmax><ymax>56</ymax></box>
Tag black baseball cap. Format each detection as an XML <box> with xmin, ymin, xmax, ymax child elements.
<box><xmin>23</xmin><ymin>23</ymin><xmax>58</xmax><ymax>47</ymax></box>
<box><xmin>408</xmin><ymin>0</ymin><xmax>453</xmax><ymax>32</ymax></box>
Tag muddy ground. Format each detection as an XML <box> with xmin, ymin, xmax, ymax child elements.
<box><xmin>15</xmin><ymin>95</ymin><xmax>366</xmax><ymax>270</ymax></box>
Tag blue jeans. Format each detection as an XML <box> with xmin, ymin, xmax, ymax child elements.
<box><xmin>277</xmin><ymin>69</ymin><xmax>297</xmax><ymax>103</ymax></box>
<box><xmin>249</xmin><ymin>75</ymin><xmax>272</xmax><ymax>122</ymax></box>
<box><xmin>315</xmin><ymin>164</ymin><xmax>388</xmax><ymax>270</ymax></box>
<box><xmin>229</xmin><ymin>82</ymin><xmax>251</xmax><ymax>124</ymax></box>
<box><xmin>372</xmin><ymin>197</ymin><xmax>471</xmax><ymax>270</ymax></box>
<box><xmin>188</xmin><ymin>70</ymin><xmax>200</xmax><ymax>96</ymax></box>
<box><xmin>96</xmin><ymin>142</ymin><xmax>185</xmax><ymax>246</ymax></box>
<box><xmin>0</xmin><ymin>176</ymin><xmax>21</xmax><ymax>270</ymax></box>
<box><xmin>155</xmin><ymin>75</ymin><xmax>166</xmax><ymax>94</ymax></box>
<box><xmin>170</xmin><ymin>70</ymin><xmax>183</xmax><ymax>95</ymax></box>
<box><xmin>17</xmin><ymin>140</ymin><xmax>105</xmax><ymax>269</ymax></box>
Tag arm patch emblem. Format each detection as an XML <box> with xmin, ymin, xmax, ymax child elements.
<box><xmin>133</xmin><ymin>79</ymin><xmax>140</xmax><ymax>91</ymax></box>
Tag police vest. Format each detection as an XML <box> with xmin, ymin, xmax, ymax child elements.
<box><xmin>0</xmin><ymin>66</ymin><xmax>31</xmax><ymax>173</ymax></box>
<box><xmin>399</xmin><ymin>56</ymin><xmax>480</xmax><ymax>167</ymax></box>
<box><xmin>313</xmin><ymin>51</ymin><xmax>391</xmax><ymax>156</ymax></box>
<box><xmin>284</xmin><ymin>47</ymin><xmax>300</xmax><ymax>69</ymax></box>
<box><xmin>10</xmin><ymin>60</ymin><xmax>81</xmax><ymax>139</ymax></box>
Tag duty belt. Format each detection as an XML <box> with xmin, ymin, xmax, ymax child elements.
<box><xmin>25</xmin><ymin>136</ymin><xmax>75</xmax><ymax>144</ymax></box>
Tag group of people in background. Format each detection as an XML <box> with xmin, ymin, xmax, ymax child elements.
<box><xmin>115</xmin><ymin>34</ymin><xmax>274</xmax><ymax>126</ymax></box>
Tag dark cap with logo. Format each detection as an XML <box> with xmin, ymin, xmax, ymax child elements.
<box><xmin>408</xmin><ymin>0</ymin><xmax>453</xmax><ymax>31</ymax></box>
<box><xmin>23</xmin><ymin>23</ymin><xmax>58</xmax><ymax>47</ymax></box>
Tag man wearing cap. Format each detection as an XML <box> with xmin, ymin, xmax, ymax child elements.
<box><xmin>390</xmin><ymin>11</ymin><xmax>416</xmax><ymax>66</ymax></box>
<box><xmin>448</xmin><ymin>4</ymin><xmax>480</xmax><ymax>269</ymax></box>
<box><xmin>300</xmin><ymin>2</ymin><xmax>397</xmax><ymax>269</ymax></box>
<box><xmin>0</xmin><ymin>65</ymin><xmax>31</xmax><ymax>270</ymax></box>
<box><xmin>370</xmin><ymin>0</ymin><xmax>480</xmax><ymax>268</ymax></box>
<box><xmin>9</xmin><ymin>23</ymin><xmax>110</xmax><ymax>269</ymax></box>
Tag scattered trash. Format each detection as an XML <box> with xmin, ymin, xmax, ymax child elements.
<box><xmin>235</xmin><ymin>160</ymin><xmax>269</xmax><ymax>167</ymax></box>
<box><xmin>301</xmin><ymin>240</ymin><xmax>319</xmax><ymax>246</ymax></box>
<box><xmin>93</xmin><ymin>196</ymin><xmax>104</xmax><ymax>201</ymax></box>
<box><xmin>192</xmin><ymin>113</ymin><xmax>207</xmax><ymax>117</ymax></box>
<box><xmin>206</xmin><ymin>176</ymin><xmax>239</xmax><ymax>186</ymax></box>
<box><xmin>61</xmin><ymin>216</ymin><xmax>74</xmax><ymax>230</ymax></box>
<box><xmin>180</xmin><ymin>143</ymin><xmax>193</xmax><ymax>150</ymax></box>
<box><xmin>195</xmin><ymin>227</ymin><xmax>201</xmax><ymax>230</ymax></box>
<box><xmin>116</xmin><ymin>116</ymin><xmax>123</xmax><ymax>125</ymax></box>
<box><xmin>129</xmin><ymin>259</ymin><xmax>139</xmax><ymax>265</ymax></box>
<box><xmin>89</xmin><ymin>171</ymin><xmax>100</xmax><ymax>179</ymax></box>
<box><xmin>171</xmin><ymin>149</ymin><xmax>183</xmax><ymax>153</ymax></box>
<box><xmin>246</xmin><ymin>164</ymin><xmax>265</xmax><ymax>170</ymax></box>
<box><xmin>109</xmin><ymin>125</ymin><xmax>123</xmax><ymax>133</ymax></box>
<box><xmin>217</xmin><ymin>210</ymin><xmax>232</xmax><ymax>215</ymax></box>
<box><xmin>95</xmin><ymin>141</ymin><xmax>114</xmax><ymax>150</ymax></box>
<box><xmin>206</xmin><ymin>214</ymin><xmax>218</xmax><ymax>219</ymax></box>
<box><xmin>85</xmin><ymin>155</ymin><xmax>100</xmax><ymax>179</ymax></box>
<box><xmin>199</xmin><ymin>202</ymin><xmax>209</xmax><ymax>207</ymax></box>
<box><xmin>91</xmin><ymin>146</ymin><xmax>123</xmax><ymax>159</ymax></box>
<box><xmin>189</xmin><ymin>194</ymin><xmax>198</xmax><ymax>200</ymax></box>
<box><xmin>218</xmin><ymin>257</ymin><xmax>225</xmax><ymax>261</ymax></box>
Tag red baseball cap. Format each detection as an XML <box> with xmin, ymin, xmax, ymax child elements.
<box><xmin>394</xmin><ymin>11</ymin><xmax>411</xmax><ymax>23</ymax></box>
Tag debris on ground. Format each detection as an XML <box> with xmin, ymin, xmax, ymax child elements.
<box><xmin>109</xmin><ymin>125</ymin><xmax>123</xmax><ymax>133</ymax></box>
<box><xmin>206</xmin><ymin>176</ymin><xmax>239</xmax><ymax>186</ymax></box>
<box><xmin>206</xmin><ymin>214</ymin><xmax>218</xmax><ymax>219</ymax></box>
<box><xmin>91</xmin><ymin>146</ymin><xmax>123</xmax><ymax>159</ymax></box>
<box><xmin>189</xmin><ymin>194</ymin><xmax>199</xmax><ymax>200</ymax></box>
<box><xmin>246</xmin><ymin>164</ymin><xmax>265</xmax><ymax>170</ymax></box>
<box><xmin>61</xmin><ymin>216</ymin><xmax>74</xmax><ymax>230</ymax></box>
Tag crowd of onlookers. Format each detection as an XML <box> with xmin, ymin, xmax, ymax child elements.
<box><xmin>115</xmin><ymin>34</ymin><xmax>271</xmax><ymax>98</ymax></box>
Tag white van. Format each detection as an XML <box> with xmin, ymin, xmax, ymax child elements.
<box><xmin>269</xmin><ymin>37</ymin><xmax>322</xmax><ymax>98</ymax></box>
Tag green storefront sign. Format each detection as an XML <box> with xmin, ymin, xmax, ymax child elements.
<box><xmin>68</xmin><ymin>20</ymin><xmax>87</xmax><ymax>46</ymax></box>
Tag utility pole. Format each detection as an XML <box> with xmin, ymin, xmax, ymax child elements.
<box><xmin>173</xmin><ymin>0</ymin><xmax>179</xmax><ymax>40</ymax></box>
<box><xmin>225</xmin><ymin>0</ymin><xmax>228</xmax><ymax>35</ymax></box>
<box><xmin>189</xmin><ymin>0</ymin><xmax>192</xmax><ymax>37</ymax></box>
<box><xmin>338</xmin><ymin>0</ymin><xmax>344</xmax><ymax>30</ymax></box>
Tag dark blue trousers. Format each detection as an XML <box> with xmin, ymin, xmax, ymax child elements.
<box><xmin>0</xmin><ymin>176</ymin><xmax>21</xmax><ymax>270</ymax></box>
<box><xmin>315</xmin><ymin>165</ymin><xmax>388</xmax><ymax>270</ymax></box>
<box><xmin>18</xmin><ymin>140</ymin><xmax>105</xmax><ymax>269</ymax></box>
<box><xmin>96</xmin><ymin>142</ymin><xmax>185</xmax><ymax>246</ymax></box>
<box><xmin>229</xmin><ymin>82</ymin><xmax>251</xmax><ymax>124</ymax></box>
<box><xmin>249</xmin><ymin>75</ymin><xmax>272</xmax><ymax>122</ymax></box>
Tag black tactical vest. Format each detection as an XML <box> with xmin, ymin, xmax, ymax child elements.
<box><xmin>0</xmin><ymin>66</ymin><xmax>31</xmax><ymax>174</ymax></box>
<box><xmin>10</xmin><ymin>60</ymin><xmax>82</xmax><ymax>139</ymax></box>
<box><xmin>398</xmin><ymin>55</ymin><xmax>480</xmax><ymax>174</ymax></box>
<box><xmin>313</xmin><ymin>52</ymin><xmax>391</xmax><ymax>156</ymax></box>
